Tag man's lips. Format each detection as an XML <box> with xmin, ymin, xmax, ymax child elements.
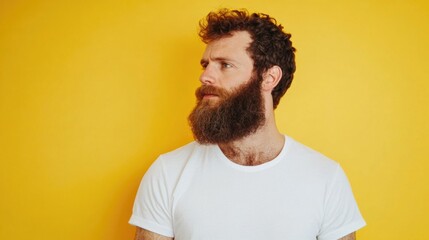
<box><xmin>203</xmin><ymin>93</ymin><xmax>218</xmax><ymax>98</ymax></box>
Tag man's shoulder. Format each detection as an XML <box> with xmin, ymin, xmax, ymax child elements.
<box><xmin>160</xmin><ymin>141</ymin><xmax>206</xmax><ymax>160</ymax></box>
<box><xmin>286</xmin><ymin>136</ymin><xmax>340</xmax><ymax>172</ymax></box>
<box><xmin>144</xmin><ymin>141</ymin><xmax>214</xmax><ymax>192</ymax></box>
<box><xmin>155</xmin><ymin>141</ymin><xmax>213</xmax><ymax>170</ymax></box>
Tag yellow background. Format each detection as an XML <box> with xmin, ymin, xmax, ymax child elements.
<box><xmin>1</xmin><ymin>0</ymin><xmax>428</xmax><ymax>239</ymax></box>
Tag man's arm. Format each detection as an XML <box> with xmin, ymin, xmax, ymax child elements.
<box><xmin>134</xmin><ymin>227</ymin><xmax>173</xmax><ymax>240</ymax></box>
<box><xmin>339</xmin><ymin>231</ymin><xmax>356</xmax><ymax>240</ymax></box>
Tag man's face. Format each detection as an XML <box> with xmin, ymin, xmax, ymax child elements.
<box><xmin>198</xmin><ymin>31</ymin><xmax>254</xmax><ymax>104</ymax></box>
<box><xmin>188</xmin><ymin>31</ymin><xmax>266</xmax><ymax>144</ymax></box>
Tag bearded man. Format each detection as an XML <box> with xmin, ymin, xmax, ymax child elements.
<box><xmin>130</xmin><ymin>8</ymin><xmax>365</xmax><ymax>240</ymax></box>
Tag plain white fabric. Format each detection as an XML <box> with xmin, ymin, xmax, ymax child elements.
<box><xmin>129</xmin><ymin>136</ymin><xmax>366</xmax><ymax>240</ymax></box>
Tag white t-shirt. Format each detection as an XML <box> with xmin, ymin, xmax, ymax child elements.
<box><xmin>129</xmin><ymin>136</ymin><xmax>366</xmax><ymax>240</ymax></box>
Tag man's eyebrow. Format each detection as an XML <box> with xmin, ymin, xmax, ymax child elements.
<box><xmin>200</xmin><ymin>57</ymin><xmax>235</xmax><ymax>65</ymax></box>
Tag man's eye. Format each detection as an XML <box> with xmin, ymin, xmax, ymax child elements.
<box><xmin>222</xmin><ymin>62</ymin><xmax>232</xmax><ymax>68</ymax></box>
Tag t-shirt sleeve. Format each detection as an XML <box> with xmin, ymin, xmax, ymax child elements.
<box><xmin>318</xmin><ymin>164</ymin><xmax>366</xmax><ymax>240</ymax></box>
<box><xmin>129</xmin><ymin>156</ymin><xmax>174</xmax><ymax>238</ymax></box>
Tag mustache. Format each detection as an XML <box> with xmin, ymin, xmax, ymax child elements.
<box><xmin>195</xmin><ymin>85</ymin><xmax>227</xmax><ymax>100</ymax></box>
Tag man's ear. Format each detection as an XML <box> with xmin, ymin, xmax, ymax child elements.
<box><xmin>262</xmin><ymin>65</ymin><xmax>282</xmax><ymax>91</ymax></box>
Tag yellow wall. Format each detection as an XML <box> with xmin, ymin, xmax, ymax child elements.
<box><xmin>1</xmin><ymin>0</ymin><xmax>428</xmax><ymax>239</ymax></box>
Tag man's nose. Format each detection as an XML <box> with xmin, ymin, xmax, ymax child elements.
<box><xmin>199</xmin><ymin>65</ymin><xmax>216</xmax><ymax>85</ymax></box>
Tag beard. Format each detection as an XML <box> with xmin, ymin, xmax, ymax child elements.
<box><xmin>188</xmin><ymin>75</ymin><xmax>265</xmax><ymax>144</ymax></box>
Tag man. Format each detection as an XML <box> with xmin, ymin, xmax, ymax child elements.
<box><xmin>130</xmin><ymin>8</ymin><xmax>365</xmax><ymax>240</ymax></box>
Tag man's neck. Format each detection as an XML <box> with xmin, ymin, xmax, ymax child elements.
<box><xmin>218</xmin><ymin>124</ymin><xmax>284</xmax><ymax>166</ymax></box>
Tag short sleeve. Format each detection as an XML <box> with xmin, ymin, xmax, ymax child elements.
<box><xmin>129</xmin><ymin>156</ymin><xmax>174</xmax><ymax>237</ymax></box>
<box><xmin>318</xmin><ymin>165</ymin><xmax>366</xmax><ymax>240</ymax></box>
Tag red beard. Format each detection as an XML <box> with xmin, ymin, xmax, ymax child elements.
<box><xmin>188</xmin><ymin>75</ymin><xmax>265</xmax><ymax>144</ymax></box>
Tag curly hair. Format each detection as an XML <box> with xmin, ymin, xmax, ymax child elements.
<box><xmin>199</xmin><ymin>8</ymin><xmax>296</xmax><ymax>109</ymax></box>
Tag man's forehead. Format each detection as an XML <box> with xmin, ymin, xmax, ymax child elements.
<box><xmin>202</xmin><ymin>31</ymin><xmax>252</xmax><ymax>59</ymax></box>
